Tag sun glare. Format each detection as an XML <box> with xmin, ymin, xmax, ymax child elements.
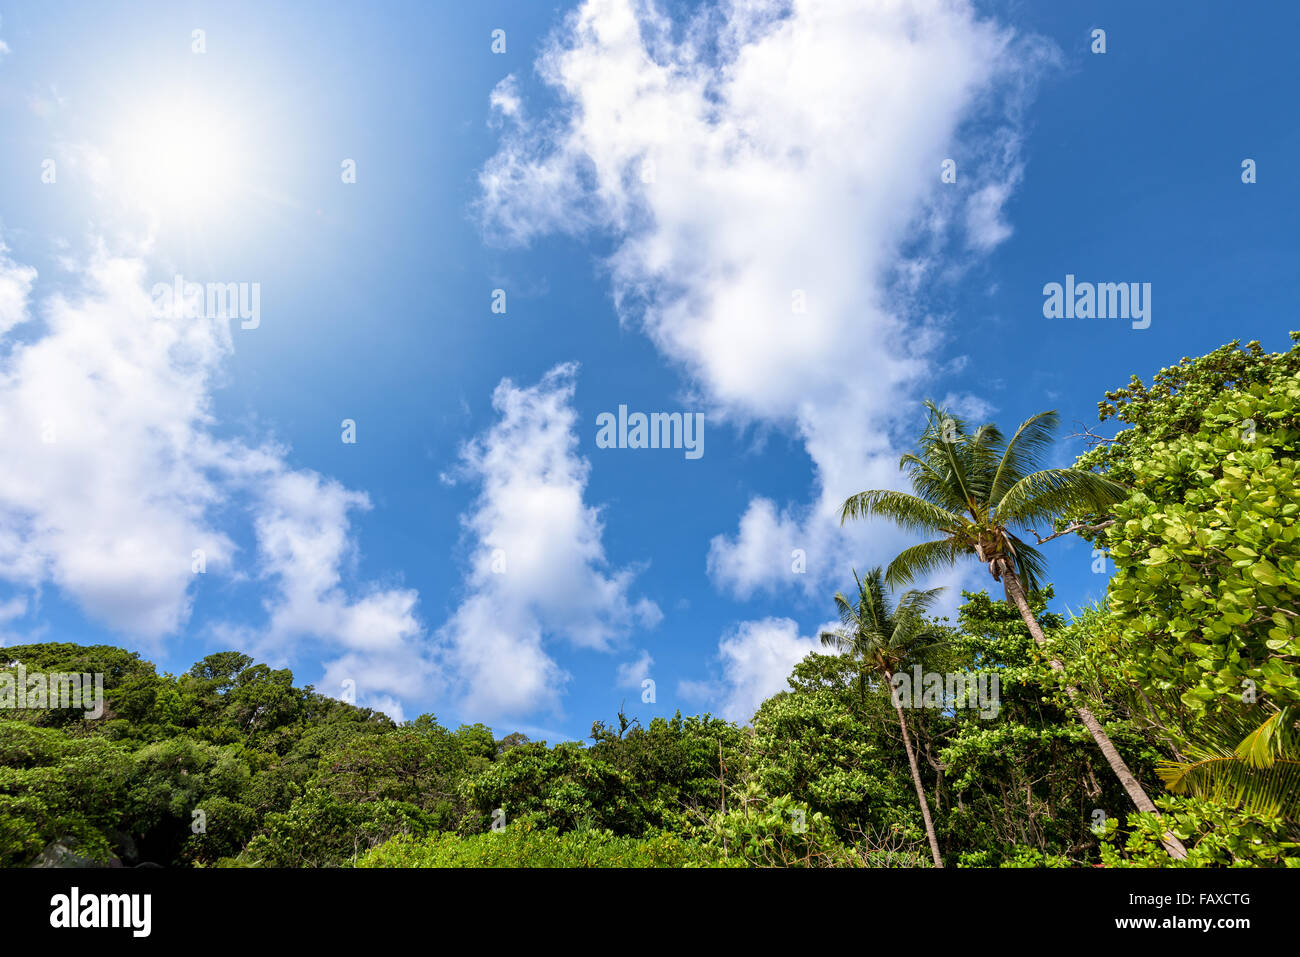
<box><xmin>112</xmin><ymin>99</ymin><xmax>247</xmax><ymax>220</ymax></box>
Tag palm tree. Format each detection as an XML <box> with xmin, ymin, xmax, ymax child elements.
<box><xmin>841</xmin><ymin>400</ymin><xmax>1189</xmax><ymax>860</ymax></box>
<box><xmin>820</xmin><ymin>566</ymin><xmax>946</xmax><ymax>867</ymax></box>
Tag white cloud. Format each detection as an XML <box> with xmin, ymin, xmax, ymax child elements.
<box><xmin>705</xmin><ymin>496</ymin><xmax>805</xmax><ymax>599</ymax></box>
<box><xmin>478</xmin><ymin>0</ymin><xmax>1052</xmax><ymax>600</ymax></box>
<box><xmin>235</xmin><ymin>467</ymin><xmax>435</xmax><ymax>709</ymax></box>
<box><xmin>0</xmin><ymin>249</ymin><xmax>238</xmax><ymax>637</ymax></box>
<box><xmin>0</xmin><ymin>246</ymin><xmax>36</xmax><ymax>335</ymax></box>
<box><xmin>0</xmin><ymin>594</ymin><xmax>30</xmax><ymax>645</ymax></box>
<box><xmin>0</xmin><ymin>244</ymin><xmax>660</xmax><ymax>722</ymax></box>
<box><xmin>683</xmin><ymin>617</ymin><xmax>831</xmax><ymax>724</ymax></box>
<box><xmin>939</xmin><ymin>390</ymin><xmax>997</xmax><ymax>423</ymax></box>
<box><xmin>615</xmin><ymin>648</ymin><xmax>653</xmax><ymax>689</ymax></box>
<box><xmin>965</xmin><ymin>180</ymin><xmax>1017</xmax><ymax>251</ymax></box>
<box><xmin>358</xmin><ymin>694</ymin><xmax>407</xmax><ymax>726</ymax></box>
<box><xmin>0</xmin><ymin>596</ymin><xmax>27</xmax><ymax>623</ymax></box>
<box><xmin>489</xmin><ymin>75</ymin><xmax>522</xmax><ymax>122</ymax></box>
<box><xmin>436</xmin><ymin>364</ymin><xmax>661</xmax><ymax>720</ymax></box>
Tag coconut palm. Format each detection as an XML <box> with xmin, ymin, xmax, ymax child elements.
<box><xmin>820</xmin><ymin>567</ymin><xmax>946</xmax><ymax>867</ymax></box>
<box><xmin>841</xmin><ymin>400</ymin><xmax>1189</xmax><ymax>859</ymax></box>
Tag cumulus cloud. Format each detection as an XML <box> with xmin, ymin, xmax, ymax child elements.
<box><xmin>0</xmin><ymin>249</ymin><xmax>238</xmax><ymax>637</ymax></box>
<box><xmin>705</xmin><ymin>496</ymin><xmax>806</xmax><ymax>598</ymax></box>
<box><xmin>0</xmin><ymin>243</ymin><xmax>431</xmax><ymax>714</ymax></box>
<box><xmin>436</xmin><ymin>364</ymin><xmax>661</xmax><ymax>720</ymax></box>
<box><xmin>233</xmin><ymin>467</ymin><xmax>434</xmax><ymax>706</ymax></box>
<box><xmin>681</xmin><ymin>617</ymin><xmax>831</xmax><ymax>724</ymax></box>
<box><xmin>478</xmin><ymin>0</ymin><xmax>1053</xmax><ymax>600</ymax></box>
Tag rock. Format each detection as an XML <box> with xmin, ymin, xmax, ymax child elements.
<box><xmin>110</xmin><ymin>829</ymin><xmax>139</xmax><ymax>866</ymax></box>
<box><xmin>30</xmin><ymin>840</ymin><xmax>123</xmax><ymax>868</ymax></box>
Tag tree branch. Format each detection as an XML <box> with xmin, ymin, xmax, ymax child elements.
<box><xmin>1068</xmin><ymin>422</ymin><xmax>1119</xmax><ymax>446</ymax></box>
<box><xmin>1029</xmin><ymin>519</ymin><xmax>1116</xmax><ymax>545</ymax></box>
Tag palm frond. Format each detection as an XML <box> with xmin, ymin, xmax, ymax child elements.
<box><xmin>1157</xmin><ymin>754</ymin><xmax>1300</xmax><ymax>819</ymax></box>
<box><xmin>965</xmin><ymin>423</ymin><xmax>1006</xmax><ymax>504</ymax></box>
<box><xmin>995</xmin><ymin>468</ymin><xmax>1129</xmax><ymax>528</ymax></box>
<box><xmin>885</xmin><ymin>539</ymin><xmax>963</xmax><ymax>588</ymax></box>
<box><xmin>1156</xmin><ymin>706</ymin><xmax>1300</xmax><ymax>820</ymax></box>
<box><xmin>989</xmin><ymin>411</ymin><xmax>1059</xmax><ymax>505</ymax></box>
<box><xmin>893</xmin><ymin>586</ymin><xmax>945</xmax><ymax>620</ymax></box>
<box><xmin>919</xmin><ymin>401</ymin><xmax>976</xmax><ymax>511</ymax></box>
<box><xmin>1237</xmin><ymin>707</ymin><xmax>1296</xmax><ymax>768</ymax></box>
<box><xmin>840</xmin><ymin>490</ymin><xmax>963</xmax><ymax>536</ymax></box>
<box><xmin>819</xmin><ymin>628</ymin><xmax>853</xmax><ymax>653</ymax></box>
<box><xmin>859</xmin><ymin>567</ymin><xmax>888</xmax><ymax>636</ymax></box>
<box><xmin>833</xmin><ymin>593</ymin><xmax>860</xmax><ymax>633</ymax></box>
<box><xmin>899</xmin><ymin>453</ymin><xmax>970</xmax><ymax>512</ymax></box>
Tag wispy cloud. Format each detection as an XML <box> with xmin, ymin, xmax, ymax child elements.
<box><xmin>615</xmin><ymin>649</ymin><xmax>653</xmax><ymax>690</ymax></box>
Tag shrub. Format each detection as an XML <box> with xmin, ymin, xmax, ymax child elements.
<box><xmin>357</xmin><ymin>823</ymin><xmax>733</xmax><ymax>868</ymax></box>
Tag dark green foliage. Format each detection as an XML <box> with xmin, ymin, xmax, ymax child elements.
<box><xmin>0</xmin><ymin>722</ymin><xmax>132</xmax><ymax>865</ymax></box>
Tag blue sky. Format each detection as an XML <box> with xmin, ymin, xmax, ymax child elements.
<box><xmin>0</xmin><ymin>0</ymin><xmax>1295</xmax><ymax>742</ymax></box>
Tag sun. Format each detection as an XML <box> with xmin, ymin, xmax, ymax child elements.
<box><xmin>111</xmin><ymin>97</ymin><xmax>248</xmax><ymax>221</ymax></box>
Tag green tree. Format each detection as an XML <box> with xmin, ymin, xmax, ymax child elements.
<box><xmin>1077</xmin><ymin>344</ymin><xmax>1300</xmax><ymax>832</ymax></box>
<box><xmin>941</xmin><ymin>592</ymin><xmax>1153</xmax><ymax>865</ymax></box>
<box><xmin>588</xmin><ymin>712</ymin><xmax>745</xmax><ymax>833</ymax></box>
<box><xmin>841</xmin><ymin>400</ymin><xmax>1188</xmax><ymax>858</ymax></box>
<box><xmin>747</xmin><ymin>665</ymin><xmax>917</xmax><ymax>845</ymax></box>
<box><xmin>819</xmin><ymin>567</ymin><xmax>946</xmax><ymax>866</ymax></box>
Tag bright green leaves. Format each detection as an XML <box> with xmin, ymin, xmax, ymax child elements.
<box><xmin>1103</xmin><ymin>375</ymin><xmax>1300</xmax><ymax>716</ymax></box>
<box><xmin>1101</xmin><ymin>795</ymin><xmax>1299</xmax><ymax>867</ymax></box>
<box><xmin>1250</xmin><ymin>561</ymin><xmax>1281</xmax><ymax>587</ymax></box>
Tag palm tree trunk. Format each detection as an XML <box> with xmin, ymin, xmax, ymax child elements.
<box><xmin>886</xmin><ymin>668</ymin><xmax>944</xmax><ymax>867</ymax></box>
<box><xmin>999</xmin><ymin>565</ymin><xmax>1189</xmax><ymax>861</ymax></box>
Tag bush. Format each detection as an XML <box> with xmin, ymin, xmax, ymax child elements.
<box><xmin>1101</xmin><ymin>796</ymin><xmax>1300</xmax><ymax>867</ymax></box>
<box><xmin>357</xmin><ymin>823</ymin><xmax>733</xmax><ymax>868</ymax></box>
<box><xmin>242</xmin><ymin>789</ymin><xmax>437</xmax><ymax>867</ymax></box>
<box><xmin>702</xmin><ymin>788</ymin><xmax>865</xmax><ymax>867</ymax></box>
